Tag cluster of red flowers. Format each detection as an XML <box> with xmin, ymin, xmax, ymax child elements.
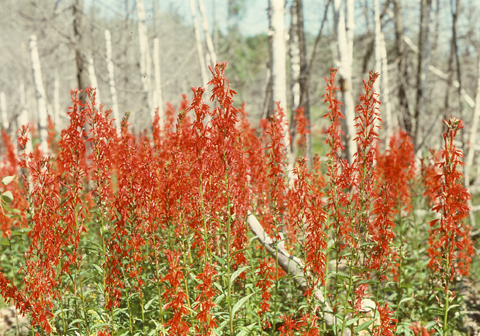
<box><xmin>0</xmin><ymin>62</ymin><xmax>473</xmax><ymax>336</ymax></box>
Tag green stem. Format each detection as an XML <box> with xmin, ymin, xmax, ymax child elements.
<box><xmin>77</xmin><ymin>265</ymin><xmax>91</xmax><ymax>336</ymax></box>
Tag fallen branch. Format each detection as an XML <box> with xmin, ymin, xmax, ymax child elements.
<box><xmin>246</xmin><ymin>213</ymin><xmax>348</xmax><ymax>334</ymax></box>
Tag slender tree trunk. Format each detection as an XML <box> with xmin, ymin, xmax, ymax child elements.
<box><xmin>295</xmin><ymin>0</ymin><xmax>311</xmax><ymax>164</ymax></box>
<box><xmin>136</xmin><ymin>0</ymin><xmax>154</xmax><ymax>125</ymax></box>
<box><xmin>289</xmin><ymin>0</ymin><xmax>301</xmax><ymax>119</ymax></box>
<box><xmin>334</xmin><ymin>0</ymin><xmax>356</xmax><ymax>162</ymax></box>
<box><xmin>104</xmin><ymin>30</ymin><xmax>121</xmax><ymax>130</ymax></box>
<box><xmin>452</xmin><ymin>0</ymin><xmax>464</xmax><ymax>148</ymax></box>
<box><xmin>153</xmin><ymin>38</ymin><xmax>165</xmax><ymax>127</ymax></box>
<box><xmin>289</xmin><ymin>0</ymin><xmax>312</xmax><ymax>164</ymax></box>
<box><xmin>190</xmin><ymin>0</ymin><xmax>208</xmax><ymax>85</ymax></box>
<box><xmin>87</xmin><ymin>56</ymin><xmax>100</xmax><ymax>104</ymax></box>
<box><xmin>73</xmin><ymin>0</ymin><xmax>88</xmax><ymax>103</ymax></box>
<box><xmin>29</xmin><ymin>35</ymin><xmax>49</xmax><ymax>155</ymax></box>
<box><xmin>0</xmin><ymin>92</ymin><xmax>8</xmax><ymax>131</ymax></box>
<box><xmin>465</xmin><ymin>55</ymin><xmax>480</xmax><ymax>187</ymax></box>
<box><xmin>153</xmin><ymin>0</ymin><xmax>159</xmax><ymax>35</ymax></box>
<box><xmin>54</xmin><ymin>71</ymin><xmax>60</xmax><ymax>130</ymax></box>
<box><xmin>414</xmin><ymin>0</ymin><xmax>433</xmax><ymax>153</ymax></box>
<box><xmin>392</xmin><ymin>0</ymin><xmax>412</xmax><ymax>134</ymax></box>
<box><xmin>269</xmin><ymin>0</ymin><xmax>292</xmax><ymax>168</ymax></box>
<box><xmin>197</xmin><ymin>0</ymin><xmax>217</xmax><ymax>65</ymax></box>
<box><xmin>374</xmin><ymin>0</ymin><xmax>392</xmax><ymax>140</ymax></box>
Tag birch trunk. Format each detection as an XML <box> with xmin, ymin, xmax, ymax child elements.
<box><xmin>104</xmin><ymin>30</ymin><xmax>121</xmax><ymax>130</ymax></box>
<box><xmin>29</xmin><ymin>35</ymin><xmax>49</xmax><ymax>156</ymax></box>
<box><xmin>465</xmin><ymin>56</ymin><xmax>480</xmax><ymax>187</ymax></box>
<box><xmin>136</xmin><ymin>0</ymin><xmax>153</xmax><ymax>123</ymax></box>
<box><xmin>374</xmin><ymin>0</ymin><xmax>392</xmax><ymax>140</ymax></box>
<box><xmin>289</xmin><ymin>1</ymin><xmax>301</xmax><ymax>114</ymax></box>
<box><xmin>414</xmin><ymin>0</ymin><xmax>433</xmax><ymax>153</ymax></box>
<box><xmin>269</xmin><ymin>0</ymin><xmax>293</xmax><ymax>168</ymax></box>
<box><xmin>334</xmin><ymin>0</ymin><xmax>356</xmax><ymax>162</ymax></box>
<box><xmin>73</xmin><ymin>0</ymin><xmax>88</xmax><ymax>103</ymax></box>
<box><xmin>87</xmin><ymin>56</ymin><xmax>100</xmax><ymax>104</ymax></box>
<box><xmin>197</xmin><ymin>0</ymin><xmax>217</xmax><ymax>65</ymax></box>
<box><xmin>0</xmin><ymin>92</ymin><xmax>8</xmax><ymax>131</ymax></box>
<box><xmin>54</xmin><ymin>71</ymin><xmax>60</xmax><ymax>130</ymax></box>
<box><xmin>392</xmin><ymin>0</ymin><xmax>412</xmax><ymax>134</ymax></box>
<box><xmin>190</xmin><ymin>0</ymin><xmax>208</xmax><ymax>85</ymax></box>
<box><xmin>153</xmin><ymin>38</ymin><xmax>165</xmax><ymax>127</ymax></box>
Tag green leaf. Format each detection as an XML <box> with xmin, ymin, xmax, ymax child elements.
<box><xmin>212</xmin><ymin>254</ymin><xmax>226</xmax><ymax>266</ymax></box>
<box><xmin>399</xmin><ymin>297</ymin><xmax>414</xmax><ymax>305</ymax></box>
<box><xmin>214</xmin><ymin>294</ymin><xmax>226</xmax><ymax>305</ymax></box>
<box><xmin>144</xmin><ymin>298</ymin><xmax>157</xmax><ymax>310</ymax></box>
<box><xmin>355</xmin><ymin>319</ymin><xmax>375</xmax><ymax>333</ymax></box>
<box><xmin>92</xmin><ymin>264</ymin><xmax>104</xmax><ymax>275</ymax></box>
<box><xmin>2</xmin><ymin>176</ymin><xmax>14</xmax><ymax>185</ymax></box>
<box><xmin>0</xmin><ymin>239</ymin><xmax>11</xmax><ymax>246</ymax></box>
<box><xmin>236</xmin><ymin>322</ymin><xmax>257</xmax><ymax>336</ymax></box>
<box><xmin>231</xmin><ymin>293</ymin><xmax>255</xmax><ymax>317</ymax></box>
<box><xmin>230</xmin><ymin>266</ymin><xmax>249</xmax><ymax>284</ymax></box>
<box><xmin>345</xmin><ymin>317</ymin><xmax>359</xmax><ymax>327</ymax></box>
<box><xmin>2</xmin><ymin>204</ymin><xmax>20</xmax><ymax>213</ymax></box>
<box><xmin>68</xmin><ymin>319</ymin><xmax>85</xmax><ymax>327</ymax></box>
<box><xmin>11</xmin><ymin>228</ymin><xmax>32</xmax><ymax>236</ymax></box>
<box><xmin>90</xmin><ymin>322</ymin><xmax>110</xmax><ymax>331</ymax></box>
<box><xmin>215</xmin><ymin>319</ymin><xmax>229</xmax><ymax>333</ymax></box>
<box><xmin>448</xmin><ymin>304</ymin><xmax>460</xmax><ymax>312</ymax></box>
<box><xmin>1</xmin><ymin>191</ymin><xmax>13</xmax><ymax>204</ymax></box>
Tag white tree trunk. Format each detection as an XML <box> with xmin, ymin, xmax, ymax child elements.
<box><xmin>190</xmin><ymin>0</ymin><xmax>209</xmax><ymax>85</ymax></box>
<box><xmin>374</xmin><ymin>0</ymin><xmax>392</xmax><ymax>140</ymax></box>
<box><xmin>197</xmin><ymin>0</ymin><xmax>217</xmax><ymax>66</ymax></box>
<box><xmin>270</xmin><ymin>0</ymin><xmax>291</xmax><ymax>156</ymax></box>
<box><xmin>153</xmin><ymin>38</ymin><xmax>165</xmax><ymax>128</ymax></box>
<box><xmin>465</xmin><ymin>56</ymin><xmax>480</xmax><ymax>186</ymax></box>
<box><xmin>136</xmin><ymin>0</ymin><xmax>153</xmax><ymax>123</ymax></box>
<box><xmin>0</xmin><ymin>92</ymin><xmax>8</xmax><ymax>131</ymax></box>
<box><xmin>104</xmin><ymin>30</ymin><xmax>121</xmax><ymax>130</ymax></box>
<box><xmin>87</xmin><ymin>56</ymin><xmax>100</xmax><ymax>104</ymax></box>
<box><xmin>334</xmin><ymin>0</ymin><xmax>356</xmax><ymax>162</ymax></box>
<box><xmin>29</xmin><ymin>35</ymin><xmax>49</xmax><ymax>155</ymax></box>
<box><xmin>54</xmin><ymin>71</ymin><xmax>60</xmax><ymax>130</ymax></box>
<box><xmin>289</xmin><ymin>1</ymin><xmax>301</xmax><ymax>111</ymax></box>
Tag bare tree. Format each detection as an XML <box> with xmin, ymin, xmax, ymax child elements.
<box><xmin>190</xmin><ymin>0</ymin><xmax>208</xmax><ymax>85</ymax></box>
<box><xmin>29</xmin><ymin>35</ymin><xmax>49</xmax><ymax>155</ymax></box>
<box><xmin>465</xmin><ymin>55</ymin><xmax>480</xmax><ymax>187</ymax></box>
<box><xmin>414</xmin><ymin>0</ymin><xmax>433</xmax><ymax>153</ymax></box>
<box><xmin>333</xmin><ymin>0</ymin><xmax>356</xmax><ymax>162</ymax></box>
<box><xmin>374</xmin><ymin>0</ymin><xmax>392</xmax><ymax>140</ymax></box>
<box><xmin>269</xmin><ymin>0</ymin><xmax>292</xmax><ymax>170</ymax></box>
<box><xmin>136</xmin><ymin>0</ymin><xmax>154</xmax><ymax>124</ymax></box>
<box><xmin>87</xmin><ymin>56</ymin><xmax>100</xmax><ymax>104</ymax></box>
<box><xmin>153</xmin><ymin>38</ymin><xmax>165</xmax><ymax>127</ymax></box>
<box><xmin>0</xmin><ymin>92</ymin><xmax>8</xmax><ymax>131</ymax></box>
<box><xmin>73</xmin><ymin>0</ymin><xmax>89</xmax><ymax>103</ymax></box>
<box><xmin>104</xmin><ymin>29</ymin><xmax>121</xmax><ymax>130</ymax></box>
<box><xmin>197</xmin><ymin>0</ymin><xmax>217</xmax><ymax>66</ymax></box>
<box><xmin>289</xmin><ymin>0</ymin><xmax>312</xmax><ymax>164</ymax></box>
<box><xmin>392</xmin><ymin>0</ymin><xmax>412</xmax><ymax>134</ymax></box>
<box><xmin>54</xmin><ymin>71</ymin><xmax>60</xmax><ymax>130</ymax></box>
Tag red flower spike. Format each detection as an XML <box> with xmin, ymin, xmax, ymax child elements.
<box><xmin>426</xmin><ymin>116</ymin><xmax>473</xmax><ymax>279</ymax></box>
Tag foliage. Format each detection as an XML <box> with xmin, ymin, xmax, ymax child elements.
<box><xmin>0</xmin><ymin>63</ymin><xmax>475</xmax><ymax>336</ymax></box>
